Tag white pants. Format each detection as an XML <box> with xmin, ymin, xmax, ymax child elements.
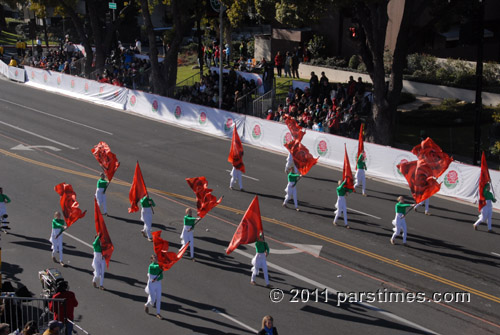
<box><xmin>141</xmin><ymin>207</ymin><xmax>153</xmax><ymax>239</ymax></box>
<box><xmin>285</xmin><ymin>153</ymin><xmax>298</xmax><ymax>174</ymax></box>
<box><xmin>145</xmin><ymin>275</ymin><xmax>162</xmax><ymax>315</ymax></box>
<box><xmin>50</xmin><ymin>228</ymin><xmax>63</xmax><ymax>261</ymax></box>
<box><xmin>251</xmin><ymin>253</ymin><xmax>269</xmax><ymax>285</ymax></box>
<box><xmin>474</xmin><ymin>200</ymin><xmax>493</xmax><ymax>230</ymax></box>
<box><xmin>0</xmin><ymin>202</ymin><xmax>7</xmax><ymax>226</ymax></box>
<box><xmin>354</xmin><ymin>169</ymin><xmax>366</xmax><ymax>194</ymax></box>
<box><xmin>180</xmin><ymin>226</ymin><xmax>194</xmax><ymax>258</ymax></box>
<box><xmin>95</xmin><ymin>188</ymin><xmax>107</xmax><ymax>214</ymax></box>
<box><xmin>283</xmin><ymin>182</ymin><xmax>298</xmax><ymax>208</ymax></box>
<box><xmin>334</xmin><ymin>196</ymin><xmax>348</xmax><ymax>225</ymax></box>
<box><xmin>414</xmin><ymin>199</ymin><xmax>429</xmax><ymax>213</ymax></box>
<box><xmin>92</xmin><ymin>252</ymin><xmax>106</xmax><ymax>286</ymax></box>
<box><xmin>391</xmin><ymin>213</ymin><xmax>407</xmax><ymax>243</ymax></box>
<box><xmin>230</xmin><ymin>167</ymin><xmax>243</xmax><ymax>189</ymax></box>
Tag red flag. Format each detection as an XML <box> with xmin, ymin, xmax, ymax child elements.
<box><xmin>128</xmin><ymin>162</ymin><xmax>148</xmax><ymax>213</ymax></box>
<box><xmin>356</xmin><ymin>124</ymin><xmax>364</xmax><ymax>170</ymax></box>
<box><xmin>94</xmin><ymin>198</ymin><xmax>114</xmax><ymax>268</ymax></box>
<box><xmin>411</xmin><ymin>137</ymin><xmax>453</xmax><ymax>178</ymax></box>
<box><xmin>152</xmin><ymin>231</ymin><xmax>189</xmax><ymax>270</ymax></box>
<box><xmin>284</xmin><ymin>139</ymin><xmax>319</xmax><ymax>176</ymax></box>
<box><xmin>398</xmin><ymin>160</ymin><xmax>441</xmax><ymax>204</ymax></box>
<box><xmin>186</xmin><ymin>177</ymin><xmax>222</xmax><ymax>218</ymax></box>
<box><xmin>228</xmin><ymin>127</ymin><xmax>246</xmax><ymax>173</ymax></box>
<box><xmin>54</xmin><ymin>183</ymin><xmax>87</xmax><ymax>227</ymax></box>
<box><xmin>478</xmin><ymin>151</ymin><xmax>492</xmax><ymax>212</ymax></box>
<box><xmin>284</xmin><ymin>116</ymin><xmax>305</xmax><ymax>143</ymax></box>
<box><xmin>343</xmin><ymin>145</ymin><xmax>355</xmax><ymax>191</ymax></box>
<box><xmin>226</xmin><ymin>196</ymin><xmax>263</xmax><ymax>255</ymax></box>
<box><xmin>91</xmin><ymin>142</ymin><xmax>120</xmax><ymax>182</ymax></box>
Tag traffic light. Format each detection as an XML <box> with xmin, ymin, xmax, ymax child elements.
<box><xmin>349</xmin><ymin>27</ymin><xmax>358</xmax><ymax>39</ymax></box>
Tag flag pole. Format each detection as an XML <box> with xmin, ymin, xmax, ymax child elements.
<box><xmin>138</xmin><ymin>160</ymin><xmax>154</xmax><ymax>215</ymax></box>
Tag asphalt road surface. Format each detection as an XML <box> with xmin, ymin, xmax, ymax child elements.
<box><xmin>0</xmin><ymin>77</ymin><xmax>499</xmax><ymax>335</ymax></box>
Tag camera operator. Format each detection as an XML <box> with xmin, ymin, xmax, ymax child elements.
<box><xmin>48</xmin><ymin>281</ymin><xmax>78</xmax><ymax>335</ymax></box>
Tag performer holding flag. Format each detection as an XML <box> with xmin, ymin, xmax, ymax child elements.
<box><xmin>390</xmin><ymin>196</ymin><xmax>415</xmax><ymax>246</ymax></box>
<box><xmin>251</xmin><ymin>233</ymin><xmax>271</xmax><ymax>288</ymax></box>
<box><xmin>181</xmin><ymin>208</ymin><xmax>201</xmax><ymax>261</ymax></box>
<box><xmin>95</xmin><ymin>173</ymin><xmax>108</xmax><ymax>216</ymax></box>
<box><xmin>92</xmin><ymin>142</ymin><xmax>120</xmax><ymax>216</ymax></box>
<box><xmin>474</xmin><ymin>152</ymin><xmax>496</xmax><ymax>232</ymax></box>
<box><xmin>92</xmin><ymin>198</ymin><xmax>114</xmax><ymax>290</ymax></box>
<box><xmin>128</xmin><ymin>162</ymin><xmax>155</xmax><ymax>241</ymax></box>
<box><xmin>282</xmin><ymin>167</ymin><xmax>301</xmax><ymax>211</ymax></box>
<box><xmin>50</xmin><ymin>212</ymin><xmax>67</xmax><ymax>266</ymax></box>
<box><xmin>354</xmin><ymin>124</ymin><xmax>367</xmax><ymax>196</ymax></box>
<box><xmin>228</xmin><ymin>127</ymin><xmax>245</xmax><ymax>191</ymax></box>
<box><xmin>284</xmin><ymin>116</ymin><xmax>305</xmax><ymax>174</ymax></box>
<box><xmin>140</xmin><ymin>195</ymin><xmax>156</xmax><ymax>242</ymax></box>
<box><xmin>334</xmin><ymin>146</ymin><xmax>354</xmax><ymax>228</ymax></box>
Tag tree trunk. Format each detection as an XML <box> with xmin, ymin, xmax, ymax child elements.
<box><xmin>138</xmin><ymin>0</ymin><xmax>166</xmax><ymax>94</ymax></box>
<box><xmin>0</xmin><ymin>5</ymin><xmax>7</xmax><ymax>30</ymax></box>
<box><xmin>42</xmin><ymin>17</ymin><xmax>49</xmax><ymax>48</ymax></box>
<box><xmin>87</xmin><ymin>0</ymin><xmax>105</xmax><ymax>72</ymax></box>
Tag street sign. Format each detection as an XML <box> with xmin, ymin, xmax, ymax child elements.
<box><xmin>109</xmin><ymin>2</ymin><xmax>117</xmax><ymax>9</ymax></box>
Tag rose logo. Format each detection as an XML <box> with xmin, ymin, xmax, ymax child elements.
<box><xmin>283</xmin><ymin>132</ymin><xmax>293</xmax><ymax>145</ymax></box>
<box><xmin>85</xmin><ymin>82</ymin><xmax>89</xmax><ymax>92</ymax></box>
<box><xmin>199</xmin><ymin>111</ymin><xmax>207</xmax><ymax>125</ymax></box>
<box><xmin>317</xmin><ymin>140</ymin><xmax>328</xmax><ymax>156</ymax></box>
<box><xmin>43</xmin><ymin>73</ymin><xmax>48</xmax><ymax>82</ymax></box>
<box><xmin>152</xmin><ymin>100</ymin><xmax>159</xmax><ymax>112</ymax></box>
<box><xmin>114</xmin><ymin>91</ymin><xmax>119</xmax><ymax>98</ymax></box>
<box><xmin>175</xmin><ymin>105</ymin><xmax>182</xmax><ymax>118</ymax></box>
<box><xmin>130</xmin><ymin>95</ymin><xmax>137</xmax><ymax>106</ymax></box>
<box><xmin>224</xmin><ymin>118</ymin><xmax>234</xmax><ymax>132</ymax></box>
<box><xmin>14</xmin><ymin>70</ymin><xmax>18</xmax><ymax>77</ymax></box>
<box><xmin>252</xmin><ymin>124</ymin><xmax>262</xmax><ymax>140</ymax></box>
<box><xmin>444</xmin><ymin>170</ymin><xmax>459</xmax><ymax>189</ymax></box>
<box><xmin>57</xmin><ymin>76</ymin><xmax>61</xmax><ymax>85</ymax></box>
<box><xmin>31</xmin><ymin>71</ymin><xmax>35</xmax><ymax>79</ymax></box>
<box><xmin>99</xmin><ymin>86</ymin><xmax>104</xmax><ymax>95</ymax></box>
<box><xmin>71</xmin><ymin>80</ymin><xmax>75</xmax><ymax>88</ymax></box>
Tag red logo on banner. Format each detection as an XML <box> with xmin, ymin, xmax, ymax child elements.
<box><xmin>175</xmin><ymin>105</ymin><xmax>182</xmax><ymax>119</ymax></box>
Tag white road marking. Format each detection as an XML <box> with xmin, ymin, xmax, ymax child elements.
<box><xmin>492</xmin><ymin>252</ymin><xmax>500</xmax><ymax>258</ymax></box>
<box><xmin>0</xmin><ymin>97</ymin><xmax>113</xmax><ymax>135</ymax></box>
<box><xmin>0</xmin><ymin>121</ymin><xmax>78</xmax><ymax>150</ymax></box>
<box><xmin>271</xmin><ymin>243</ymin><xmax>323</xmax><ymax>257</ymax></box>
<box><xmin>64</xmin><ymin>232</ymin><xmax>93</xmax><ymax>249</ymax></box>
<box><xmin>11</xmin><ymin>144</ymin><xmax>61</xmax><ymax>151</ymax></box>
<box><xmin>225</xmin><ymin>169</ymin><xmax>260</xmax><ymax>181</ymax></box>
<box><xmin>213</xmin><ymin>308</ymin><xmax>258</xmax><ymax>333</ymax></box>
<box><xmin>347</xmin><ymin>207</ymin><xmax>382</xmax><ymax>220</ymax></box>
<box><xmin>233</xmin><ymin>248</ymin><xmax>439</xmax><ymax>335</ymax></box>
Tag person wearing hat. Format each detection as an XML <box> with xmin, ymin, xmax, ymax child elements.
<box><xmin>282</xmin><ymin>167</ymin><xmax>301</xmax><ymax>211</ymax></box>
<box><xmin>145</xmin><ymin>254</ymin><xmax>163</xmax><ymax>319</ymax></box>
<box><xmin>50</xmin><ymin>212</ymin><xmax>67</xmax><ymax>266</ymax></box>
<box><xmin>251</xmin><ymin>234</ymin><xmax>271</xmax><ymax>287</ymax></box>
<box><xmin>43</xmin><ymin>320</ymin><xmax>62</xmax><ymax>335</ymax></box>
<box><xmin>0</xmin><ymin>187</ymin><xmax>11</xmax><ymax>228</ymax></box>
<box><xmin>266</xmin><ymin>109</ymin><xmax>274</xmax><ymax>120</ymax></box>
<box><xmin>0</xmin><ymin>323</ymin><xmax>10</xmax><ymax>335</ymax></box>
<box><xmin>180</xmin><ymin>208</ymin><xmax>200</xmax><ymax>261</ymax></box>
<box><xmin>95</xmin><ymin>173</ymin><xmax>108</xmax><ymax>216</ymax></box>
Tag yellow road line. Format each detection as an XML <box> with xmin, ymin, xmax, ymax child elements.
<box><xmin>1</xmin><ymin>148</ymin><xmax>499</xmax><ymax>304</ymax></box>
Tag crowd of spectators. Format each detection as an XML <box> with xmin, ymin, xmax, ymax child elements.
<box><xmin>266</xmin><ymin>73</ymin><xmax>372</xmax><ymax>138</ymax></box>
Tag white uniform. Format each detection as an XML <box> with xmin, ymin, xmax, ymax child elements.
<box><xmin>145</xmin><ymin>273</ymin><xmax>162</xmax><ymax>315</ymax></box>
<box><xmin>391</xmin><ymin>213</ymin><xmax>407</xmax><ymax>243</ymax></box>
<box><xmin>141</xmin><ymin>207</ymin><xmax>153</xmax><ymax>239</ymax></box>
<box><xmin>95</xmin><ymin>188</ymin><xmax>107</xmax><ymax>215</ymax></box>
<box><xmin>92</xmin><ymin>252</ymin><xmax>106</xmax><ymax>286</ymax></box>
<box><xmin>474</xmin><ymin>200</ymin><xmax>493</xmax><ymax>230</ymax></box>
<box><xmin>285</xmin><ymin>152</ymin><xmax>298</xmax><ymax>174</ymax></box>
<box><xmin>414</xmin><ymin>198</ymin><xmax>429</xmax><ymax>214</ymax></box>
<box><xmin>283</xmin><ymin>182</ymin><xmax>298</xmax><ymax>208</ymax></box>
<box><xmin>334</xmin><ymin>196</ymin><xmax>348</xmax><ymax>226</ymax></box>
<box><xmin>230</xmin><ymin>167</ymin><xmax>243</xmax><ymax>190</ymax></box>
<box><xmin>180</xmin><ymin>226</ymin><xmax>194</xmax><ymax>258</ymax></box>
<box><xmin>251</xmin><ymin>253</ymin><xmax>269</xmax><ymax>285</ymax></box>
<box><xmin>354</xmin><ymin>168</ymin><xmax>366</xmax><ymax>195</ymax></box>
<box><xmin>50</xmin><ymin>228</ymin><xmax>64</xmax><ymax>262</ymax></box>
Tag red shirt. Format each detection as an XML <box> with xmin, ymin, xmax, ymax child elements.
<box><xmin>49</xmin><ymin>291</ymin><xmax>78</xmax><ymax>321</ymax></box>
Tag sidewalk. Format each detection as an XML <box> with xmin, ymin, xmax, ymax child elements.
<box><xmin>398</xmin><ymin>95</ymin><xmax>443</xmax><ymax>112</ymax></box>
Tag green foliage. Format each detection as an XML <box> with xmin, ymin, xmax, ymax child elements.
<box><xmin>348</xmin><ymin>55</ymin><xmax>360</xmax><ymax>69</ymax></box>
<box><xmin>307</xmin><ymin>34</ymin><xmax>326</xmax><ymax>60</ymax></box>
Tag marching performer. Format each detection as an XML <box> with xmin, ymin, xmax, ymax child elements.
<box><xmin>181</xmin><ymin>208</ymin><xmax>200</xmax><ymax>261</ymax></box>
<box><xmin>140</xmin><ymin>195</ymin><xmax>156</xmax><ymax>242</ymax></box>
<box><xmin>0</xmin><ymin>187</ymin><xmax>11</xmax><ymax>228</ymax></box>
<box><xmin>282</xmin><ymin>168</ymin><xmax>301</xmax><ymax>211</ymax></box>
<box><xmin>391</xmin><ymin>196</ymin><xmax>415</xmax><ymax>246</ymax></box>
<box><xmin>474</xmin><ymin>183</ymin><xmax>496</xmax><ymax>232</ymax></box>
<box><xmin>230</xmin><ymin>164</ymin><xmax>244</xmax><ymax>191</ymax></box>
<box><xmin>144</xmin><ymin>254</ymin><xmax>163</xmax><ymax>319</ymax></box>
<box><xmin>50</xmin><ymin>212</ymin><xmax>67</xmax><ymax>266</ymax></box>
<box><xmin>92</xmin><ymin>233</ymin><xmax>106</xmax><ymax>290</ymax></box>
<box><xmin>251</xmin><ymin>234</ymin><xmax>271</xmax><ymax>288</ymax></box>
<box><xmin>285</xmin><ymin>152</ymin><xmax>298</xmax><ymax>174</ymax></box>
<box><xmin>333</xmin><ymin>180</ymin><xmax>352</xmax><ymax>228</ymax></box>
<box><xmin>95</xmin><ymin>173</ymin><xmax>108</xmax><ymax>216</ymax></box>
<box><xmin>354</xmin><ymin>153</ymin><xmax>367</xmax><ymax>196</ymax></box>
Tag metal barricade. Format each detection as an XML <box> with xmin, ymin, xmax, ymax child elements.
<box><xmin>252</xmin><ymin>88</ymin><xmax>275</xmax><ymax>118</ymax></box>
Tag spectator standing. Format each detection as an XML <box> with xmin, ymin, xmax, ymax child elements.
<box><xmin>274</xmin><ymin>51</ymin><xmax>283</xmax><ymax>77</ymax></box>
<box><xmin>309</xmin><ymin>71</ymin><xmax>319</xmax><ymax>100</ymax></box>
<box><xmin>292</xmin><ymin>50</ymin><xmax>300</xmax><ymax>78</ymax></box>
<box><xmin>135</xmin><ymin>39</ymin><xmax>142</xmax><ymax>54</ymax></box>
<box><xmin>49</xmin><ymin>281</ymin><xmax>78</xmax><ymax>335</ymax></box>
<box><xmin>284</xmin><ymin>51</ymin><xmax>292</xmax><ymax>78</ymax></box>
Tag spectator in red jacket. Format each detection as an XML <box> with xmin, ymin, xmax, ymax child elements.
<box><xmin>274</xmin><ymin>51</ymin><xmax>284</xmax><ymax>78</ymax></box>
<box><xmin>49</xmin><ymin>281</ymin><xmax>78</xmax><ymax>335</ymax></box>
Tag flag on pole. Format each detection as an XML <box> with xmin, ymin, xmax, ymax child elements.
<box><xmin>284</xmin><ymin>116</ymin><xmax>306</xmax><ymax>143</ymax></box>
<box><xmin>478</xmin><ymin>151</ymin><xmax>492</xmax><ymax>212</ymax></box>
<box><xmin>54</xmin><ymin>183</ymin><xmax>86</xmax><ymax>227</ymax></box>
<box><xmin>398</xmin><ymin>160</ymin><xmax>441</xmax><ymax>204</ymax></box>
<box><xmin>94</xmin><ymin>197</ymin><xmax>114</xmax><ymax>268</ymax></box>
<box><xmin>226</xmin><ymin>196</ymin><xmax>263</xmax><ymax>255</ymax></box>
<box><xmin>128</xmin><ymin>162</ymin><xmax>148</xmax><ymax>213</ymax></box>
<box><xmin>152</xmin><ymin>231</ymin><xmax>189</xmax><ymax>270</ymax></box>
<box><xmin>228</xmin><ymin>127</ymin><xmax>245</xmax><ymax>173</ymax></box>
<box><xmin>186</xmin><ymin>177</ymin><xmax>222</xmax><ymax>218</ymax></box>
<box><xmin>284</xmin><ymin>139</ymin><xmax>319</xmax><ymax>176</ymax></box>
<box><xmin>356</xmin><ymin>124</ymin><xmax>364</xmax><ymax>170</ymax></box>
<box><xmin>342</xmin><ymin>145</ymin><xmax>355</xmax><ymax>191</ymax></box>
<box><xmin>411</xmin><ymin>137</ymin><xmax>452</xmax><ymax>178</ymax></box>
<box><xmin>91</xmin><ymin>142</ymin><xmax>120</xmax><ymax>182</ymax></box>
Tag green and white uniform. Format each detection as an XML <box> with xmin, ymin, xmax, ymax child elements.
<box><xmin>95</xmin><ymin>177</ymin><xmax>108</xmax><ymax>215</ymax></box>
<box><xmin>145</xmin><ymin>262</ymin><xmax>163</xmax><ymax>315</ymax></box>
<box><xmin>391</xmin><ymin>202</ymin><xmax>413</xmax><ymax>244</ymax></box>
<box><xmin>140</xmin><ymin>196</ymin><xmax>155</xmax><ymax>239</ymax></box>
<box><xmin>50</xmin><ymin>218</ymin><xmax>65</xmax><ymax>262</ymax></box>
<box><xmin>251</xmin><ymin>240</ymin><xmax>270</xmax><ymax>285</ymax></box>
<box><xmin>92</xmin><ymin>236</ymin><xmax>106</xmax><ymax>286</ymax></box>
<box><xmin>334</xmin><ymin>181</ymin><xmax>352</xmax><ymax>226</ymax></box>
<box><xmin>283</xmin><ymin>172</ymin><xmax>301</xmax><ymax>208</ymax></box>
<box><xmin>181</xmin><ymin>215</ymin><xmax>197</xmax><ymax>258</ymax></box>
<box><xmin>354</xmin><ymin>153</ymin><xmax>367</xmax><ymax>195</ymax></box>
<box><xmin>474</xmin><ymin>184</ymin><xmax>496</xmax><ymax>230</ymax></box>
